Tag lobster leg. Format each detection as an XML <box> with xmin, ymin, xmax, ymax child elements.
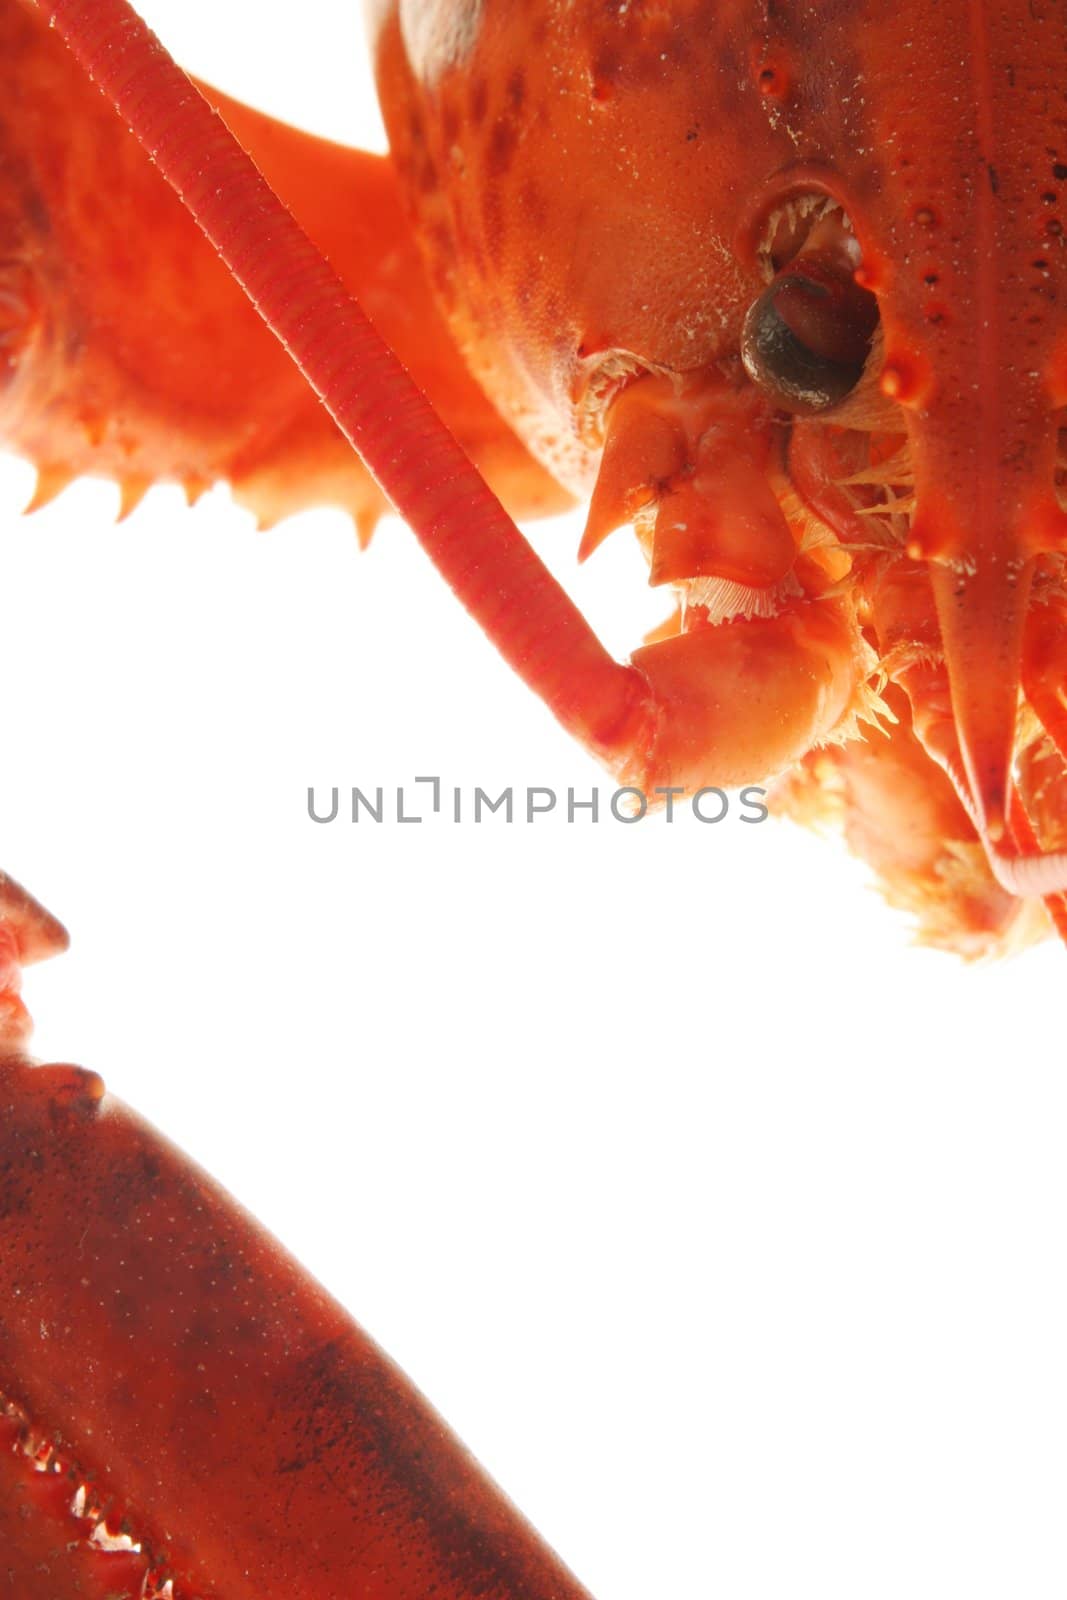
<box><xmin>0</xmin><ymin>0</ymin><xmax>567</xmax><ymax>533</ymax></box>
<box><xmin>0</xmin><ymin>873</ymin><xmax>595</xmax><ymax>1600</ymax></box>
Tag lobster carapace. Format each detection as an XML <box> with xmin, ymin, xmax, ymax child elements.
<box><xmin>4</xmin><ymin>0</ymin><xmax>1067</xmax><ymax>954</ymax></box>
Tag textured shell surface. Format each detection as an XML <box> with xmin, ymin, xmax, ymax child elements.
<box><xmin>2</xmin><ymin>3</ymin><xmax>1066</xmax><ymax>1597</ymax></box>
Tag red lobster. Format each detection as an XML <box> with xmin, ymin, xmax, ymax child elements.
<box><xmin>3</xmin><ymin>0</ymin><xmax>1067</xmax><ymax>954</ymax></box>
<box><xmin>1</xmin><ymin>0</ymin><xmax>1067</xmax><ymax>1595</ymax></box>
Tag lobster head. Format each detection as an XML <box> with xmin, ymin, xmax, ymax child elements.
<box><xmin>3</xmin><ymin>0</ymin><xmax>1064</xmax><ymax>953</ymax></box>
<box><xmin>374</xmin><ymin>0</ymin><xmax>1067</xmax><ymax>948</ymax></box>
<box><xmin>371</xmin><ymin>0</ymin><xmax>1067</xmax><ymax>940</ymax></box>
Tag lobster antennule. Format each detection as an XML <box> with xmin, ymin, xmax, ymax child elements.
<box><xmin>901</xmin><ymin>559</ymin><xmax>1067</xmax><ymax>911</ymax></box>
<box><xmin>915</xmin><ymin>718</ymin><xmax>1067</xmax><ymax>907</ymax></box>
<box><xmin>928</xmin><ymin>558</ymin><xmax>1031</xmax><ymax>844</ymax></box>
<box><xmin>920</xmin><ymin>703</ymin><xmax>1067</xmax><ymax>906</ymax></box>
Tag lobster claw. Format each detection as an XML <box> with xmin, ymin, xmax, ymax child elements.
<box><xmin>0</xmin><ymin>871</ymin><xmax>596</xmax><ymax>1600</ymax></box>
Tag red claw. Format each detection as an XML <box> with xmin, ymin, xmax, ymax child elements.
<box><xmin>0</xmin><ymin>884</ymin><xmax>596</xmax><ymax>1600</ymax></box>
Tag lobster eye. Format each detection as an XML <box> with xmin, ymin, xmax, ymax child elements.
<box><xmin>741</xmin><ymin>253</ymin><xmax>879</xmax><ymax>413</ymax></box>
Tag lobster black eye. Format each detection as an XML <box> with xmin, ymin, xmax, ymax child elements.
<box><xmin>741</xmin><ymin>253</ymin><xmax>879</xmax><ymax>413</ymax></box>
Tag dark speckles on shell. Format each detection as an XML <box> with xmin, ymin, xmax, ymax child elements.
<box><xmin>440</xmin><ymin>98</ymin><xmax>460</xmax><ymax>146</ymax></box>
<box><xmin>587</xmin><ymin>11</ymin><xmax>695</xmax><ymax>93</ymax></box>
<box><xmin>279</xmin><ymin>1338</ymin><xmax>573</xmax><ymax>1600</ymax></box>
<box><xmin>468</xmin><ymin>73</ymin><xmax>489</xmax><ymax>126</ymax></box>
<box><xmin>482</xmin><ymin>182</ymin><xmax>505</xmax><ymax>261</ymax></box>
<box><xmin>416</xmin><ymin>151</ymin><xmax>440</xmax><ymax>194</ymax></box>
<box><xmin>485</xmin><ymin>116</ymin><xmax>519</xmax><ymax>180</ymax></box>
<box><xmin>591</xmin><ymin>44</ymin><xmax>623</xmax><ymax>100</ymax></box>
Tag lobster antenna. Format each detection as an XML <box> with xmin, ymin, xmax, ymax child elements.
<box><xmin>36</xmin><ymin>0</ymin><xmax>649</xmax><ymax>763</ymax></box>
<box><xmin>928</xmin><ymin>562</ymin><xmax>1028</xmax><ymax>848</ymax></box>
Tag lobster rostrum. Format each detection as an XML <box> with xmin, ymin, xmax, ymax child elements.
<box><xmin>3</xmin><ymin>0</ymin><xmax>1067</xmax><ymax>954</ymax></box>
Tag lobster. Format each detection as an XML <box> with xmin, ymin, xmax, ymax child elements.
<box><xmin>3</xmin><ymin>0</ymin><xmax>1067</xmax><ymax>955</ymax></box>
<box><xmin>2</xmin><ymin>2</ymin><xmax>1067</xmax><ymax>1597</ymax></box>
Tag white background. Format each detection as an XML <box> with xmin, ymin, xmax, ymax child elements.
<box><xmin>4</xmin><ymin>3</ymin><xmax>1066</xmax><ymax>1596</ymax></box>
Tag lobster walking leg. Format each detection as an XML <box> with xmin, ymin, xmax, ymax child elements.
<box><xmin>0</xmin><ymin>874</ymin><xmax>595</xmax><ymax>1600</ymax></box>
